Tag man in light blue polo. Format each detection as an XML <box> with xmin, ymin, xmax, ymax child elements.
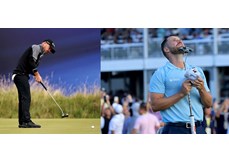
<box><xmin>149</xmin><ymin>35</ymin><xmax>212</xmax><ymax>134</ymax></box>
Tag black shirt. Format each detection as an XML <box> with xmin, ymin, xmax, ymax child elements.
<box><xmin>13</xmin><ymin>45</ymin><xmax>44</xmax><ymax>76</ymax></box>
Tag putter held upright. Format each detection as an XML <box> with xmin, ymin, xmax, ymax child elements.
<box><xmin>40</xmin><ymin>82</ymin><xmax>69</xmax><ymax>118</ymax></box>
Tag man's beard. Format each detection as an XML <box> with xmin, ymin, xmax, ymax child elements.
<box><xmin>169</xmin><ymin>47</ymin><xmax>182</xmax><ymax>55</ymax></box>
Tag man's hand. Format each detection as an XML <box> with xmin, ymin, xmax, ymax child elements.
<box><xmin>190</xmin><ymin>76</ymin><xmax>212</xmax><ymax>107</ymax></box>
<box><xmin>180</xmin><ymin>80</ymin><xmax>192</xmax><ymax>95</ymax></box>
<box><xmin>190</xmin><ymin>77</ymin><xmax>205</xmax><ymax>91</ymax></box>
<box><xmin>34</xmin><ymin>72</ymin><xmax>42</xmax><ymax>83</ymax></box>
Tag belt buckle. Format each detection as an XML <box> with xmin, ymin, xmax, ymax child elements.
<box><xmin>186</xmin><ymin>122</ymin><xmax>191</xmax><ymax>128</ymax></box>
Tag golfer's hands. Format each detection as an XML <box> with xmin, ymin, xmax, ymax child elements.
<box><xmin>180</xmin><ymin>80</ymin><xmax>192</xmax><ymax>96</ymax></box>
<box><xmin>190</xmin><ymin>77</ymin><xmax>205</xmax><ymax>91</ymax></box>
<box><xmin>34</xmin><ymin>72</ymin><xmax>42</xmax><ymax>83</ymax></box>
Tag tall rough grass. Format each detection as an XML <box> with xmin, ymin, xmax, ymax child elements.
<box><xmin>0</xmin><ymin>75</ymin><xmax>100</xmax><ymax>118</ymax></box>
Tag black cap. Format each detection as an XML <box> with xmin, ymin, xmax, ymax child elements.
<box><xmin>43</xmin><ymin>39</ymin><xmax>56</xmax><ymax>54</ymax></box>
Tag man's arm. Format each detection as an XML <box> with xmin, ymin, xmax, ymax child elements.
<box><xmin>131</xmin><ymin>118</ymin><xmax>141</xmax><ymax>134</ymax></box>
<box><xmin>198</xmin><ymin>89</ymin><xmax>212</xmax><ymax>108</ymax></box>
<box><xmin>150</xmin><ymin>80</ymin><xmax>192</xmax><ymax>112</ymax></box>
<box><xmin>28</xmin><ymin>46</ymin><xmax>43</xmax><ymax>83</ymax></box>
<box><xmin>34</xmin><ymin>71</ymin><xmax>42</xmax><ymax>83</ymax></box>
<box><xmin>28</xmin><ymin>49</ymin><xmax>39</xmax><ymax>75</ymax></box>
<box><xmin>191</xmin><ymin>77</ymin><xmax>212</xmax><ymax>108</ymax></box>
<box><xmin>131</xmin><ymin>128</ymin><xmax>138</xmax><ymax>134</ymax></box>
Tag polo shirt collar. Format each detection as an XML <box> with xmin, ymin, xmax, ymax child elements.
<box><xmin>39</xmin><ymin>44</ymin><xmax>45</xmax><ymax>54</ymax></box>
<box><xmin>166</xmin><ymin>61</ymin><xmax>192</xmax><ymax>70</ymax></box>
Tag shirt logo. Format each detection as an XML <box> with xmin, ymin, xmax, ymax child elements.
<box><xmin>169</xmin><ymin>78</ymin><xmax>180</xmax><ymax>82</ymax></box>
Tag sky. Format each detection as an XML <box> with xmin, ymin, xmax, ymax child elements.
<box><xmin>0</xmin><ymin>28</ymin><xmax>100</xmax><ymax>94</ymax></box>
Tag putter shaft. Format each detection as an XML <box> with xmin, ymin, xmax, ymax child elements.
<box><xmin>40</xmin><ymin>82</ymin><xmax>68</xmax><ymax>117</ymax></box>
<box><xmin>46</xmin><ymin>90</ymin><xmax>65</xmax><ymax>115</ymax></box>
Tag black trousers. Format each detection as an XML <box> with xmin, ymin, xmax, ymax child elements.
<box><xmin>14</xmin><ymin>75</ymin><xmax>31</xmax><ymax>124</ymax></box>
<box><xmin>162</xmin><ymin>122</ymin><xmax>206</xmax><ymax>134</ymax></box>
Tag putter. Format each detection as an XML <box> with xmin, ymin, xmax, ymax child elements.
<box><xmin>187</xmin><ymin>93</ymin><xmax>196</xmax><ymax>134</ymax></box>
<box><xmin>40</xmin><ymin>82</ymin><xmax>69</xmax><ymax>118</ymax></box>
<box><xmin>183</xmin><ymin>48</ymin><xmax>196</xmax><ymax>134</ymax></box>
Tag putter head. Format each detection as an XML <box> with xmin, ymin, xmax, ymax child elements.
<box><xmin>61</xmin><ymin>113</ymin><xmax>69</xmax><ymax>118</ymax></box>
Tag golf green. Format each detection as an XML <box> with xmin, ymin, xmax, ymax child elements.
<box><xmin>0</xmin><ymin>118</ymin><xmax>100</xmax><ymax>134</ymax></box>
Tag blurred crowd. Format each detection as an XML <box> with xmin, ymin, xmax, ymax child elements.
<box><xmin>101</xmin><ymin>28</ymin><xmax>229</xmax><ymax>45</ymax></box>
<box><xmin>204</xmin><ymin>98</ymin><xmax>229</xmax><ymax>134</ymax></box>
<box><xmin>100</xmin><ymin>88</ymin><xmax>229</xmax><ymax>134</ymax></box>
<box><xmin>100</xmin><ymin>88</ymin><xmax>164</xmax><ymax>134</ymax></box>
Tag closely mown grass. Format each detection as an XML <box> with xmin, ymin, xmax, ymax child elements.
<box><xmin>0</xmin><ymin>118</ymin><xmax>100</xmax><ymax>134</ymax></box>
<box><xmin>0</xmin><ymin>75</ymin><xmax>100</xmax><ymax>118</ymax></box>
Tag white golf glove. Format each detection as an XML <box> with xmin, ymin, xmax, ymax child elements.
<box><xmin>184</xmin><ymin>68</ymin><xmax>201</xmax><ymax>81</ymax></box>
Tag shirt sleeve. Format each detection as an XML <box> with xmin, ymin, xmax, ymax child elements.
<box><xmin>28</xmin><ymin>46</ymin><xmax>40</xmax><ymax>74</ymax></box>
<box><xmin>133</xmin><ymin>117</ymin><xmax>141</xmax><ymax>130</ymax></box>
<box><xmin>149</xmin><ymin>68</ymin><xmax>165</xmax><ymax>94</ymax></box>
<box><xmin>155</xmin><ymin>116</ymin><xmax>160</xmax><ymax>127</ymax></box>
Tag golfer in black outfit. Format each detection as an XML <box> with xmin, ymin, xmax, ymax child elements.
<box><xmin>12</xmin><ymin>39</ymin><xmax>56</xmax><ymax>128</ymax></box>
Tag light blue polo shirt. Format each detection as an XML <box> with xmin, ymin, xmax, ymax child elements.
<box><xmin>149</xmin><ymin>62</ymin><xmax>210</xmax><ymax>123</ymax></box>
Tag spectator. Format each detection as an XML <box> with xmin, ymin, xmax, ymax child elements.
<box><xmin>108</xmin><ymin>104</ymin><xmax>125</xmax><ymax>134</ymax></box>
<box><xmin>101</xmin><ymin>108</ymin><xmax>113</xmax><ymax>134</ymax></box>
<box><xmin>203</xmin><ymin>107</ymin><xmax>216</xmax><ymax>134</ymax></box>
<box><xmin>101</xmin><ymin>94</ymin><xmax>112</xmax><ymax>114</ymax></box>
<box><xmin>122</xmin><ymin>101</ymin><xmax>131</xmax><ymax>134</ymax></box>
<box><xmin>100</xmin><ymin>28</ymin><xmax>229</xmax><ymax>45</ymax></box>
<box><xmin>112</xmin><ymin>96</ymin><xmax>119</xmax><ymax>108</ymax></box>
<box><xmin>215</xmin><ymin>99</ymin><xmax>229</xmax><ymax>134</ymax></box>
<box><xmin>147</xmin><ymin>92</ymin><xmax>164</xmax><ymax>127</ymax></box>
<box><xmin>131</xmin><ymin>102</ymin><xmax>160</xmax><ymax>134</ymax></box>
<box><xmin>126</xmin><ymin>102</ymin><xmax>140</xmax><ymax>134</ymax></box>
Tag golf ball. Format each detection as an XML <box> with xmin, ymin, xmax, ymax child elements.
<box><xmin>91</xmin><ymin>125</ymin><xmax>95</xmax><ymax>129</ymax></box>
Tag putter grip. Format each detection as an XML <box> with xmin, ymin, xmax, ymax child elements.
<box><xmin>40</xmin><ymin>82</ymin><xmax>47</xmax><ymax>90</ymax></box>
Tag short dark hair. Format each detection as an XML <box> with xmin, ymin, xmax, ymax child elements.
<box><xmin>161</xmin><ymin>34</ymin><xmax>179</xmax><ymax>58</ymax></box>
<box><xmin>140</xmin><ymin>102</ymin><xmax>147</xmax><ymax>111</ymax></box>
